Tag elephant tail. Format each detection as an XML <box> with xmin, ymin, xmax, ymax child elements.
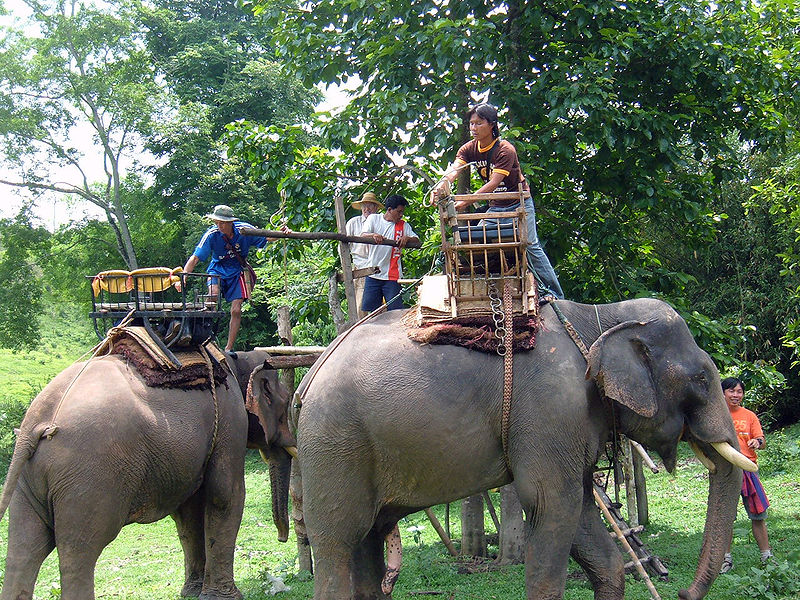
<box><xmin>0</xmin><ymin>423</ymin><xmax>54</xmax><ymax>522</ymax></box>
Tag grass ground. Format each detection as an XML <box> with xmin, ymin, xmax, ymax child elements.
<box><xmin>0</xmin><ymin>305</ymin><xmax>798</xmax><ymax>598</ymax></box>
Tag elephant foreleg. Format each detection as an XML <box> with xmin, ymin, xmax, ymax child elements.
<box><xmin>570</xmin><ymin>480</ymin><xmax>625</xmax><ymax>600</ymax></box>
<box><xmin>1</xmin><ymin>493</ymin><xmax>55</xmax><ymax>600</ymax></box>
<box><xmin>516</xmin><ymin>478</ymin><xmax>581</xmax><ymax>600</ymax></box>
<box><xmin>172</xmin><ymin>493</ymin><xmax>206</xmax><ymax>597</ymax></box>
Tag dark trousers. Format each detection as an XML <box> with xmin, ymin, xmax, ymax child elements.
<box><xmin>362</xmin><ymin>277</ymin><xmax>404</xmax><ymax>312</ymax></box>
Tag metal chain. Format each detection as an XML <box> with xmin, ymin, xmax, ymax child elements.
<box><xmin>488</xmin><ymin>283</ymin><xmax>506</xmax><ymax>356</ymax></box>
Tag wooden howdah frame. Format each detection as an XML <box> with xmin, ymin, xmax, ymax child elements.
<box><xmin>435</xmin><ymin>184</ymin><xmax>535</xmax><ymax>317</ymax></box>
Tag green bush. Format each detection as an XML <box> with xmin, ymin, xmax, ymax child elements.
<box><xmin>0</xmin><ymin>399</ymin><xmax>32</xmax><ymax>476</ymax></box>
<box><xmin>758</xmin><ymin>430</ymin><xmax>800</xmax><ymax>477</ymax></box>
<box><xmin>728</xmin><ymin>552</ymin><xmax>800</xmax><ymax>600</ymax></box>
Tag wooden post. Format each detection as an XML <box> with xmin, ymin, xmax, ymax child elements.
<box><xmin>290</xmin><ymin>459</ymin><xmax>312</xmax><ymax>573</ymax></box>
<box><xmin>622</xmin><ymin>437</ymin><xmax>638</xmax><ymax>527</ymax></box>
<box><xmin>496</xmin><ymin>485</ymin><xmax>525</xmax><ymax>565</ymax></box>
<box><xmin>633</xmin><ymin>451</ymin><xmax>649</xmax><ymax>526</ymax></box>
<box><xmin>460</xmin><ymin>494</ymin><xmax>486</xmax><ymax>557</ymax></box>
<box><xmin>334</xmin><ymin>195</ymin><xmax>358</xmax><ymax>324</ymax></box>
<box><xmin>277</xmin><ymin>306</ymin><xmax>295</xmax><ymax>394</ymax></box>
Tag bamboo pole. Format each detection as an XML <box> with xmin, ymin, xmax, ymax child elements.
<box><xmin>240</xmin><ymin>227</ymin><xmax>422</xmax><ymax>248</ymax></box>
<box><xmin>592</xmin><ymin>487</ymin><xmax>662</xmax><ymax>600</ymax></box>
<box><xmin>424</xmin><ymin>508</ymin><xmax>458</xmax><ymax>557</ymax></box>
<box><xmin>482</xmin><ymin>491</ymin><xmax>501</xmax><ymax>532</ymax></box>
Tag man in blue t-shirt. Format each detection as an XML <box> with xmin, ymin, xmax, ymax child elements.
<box><xmin>182</xmin><ymin>204</ymin><xmax>271</xmax><ymax>351</ymax></box>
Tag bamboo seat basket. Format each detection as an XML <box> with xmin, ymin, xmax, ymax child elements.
<box><xmin>434</xmin><ymin>185</ymin><xmax>535</xmax><ymax>318</ymax></box>
<box><xmin>88</xmin><ymin>268</ymin><xmax>226</xmax><ymax>344</ymax></box>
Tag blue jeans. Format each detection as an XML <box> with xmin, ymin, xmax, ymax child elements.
<box><xmin>362</xmin><ymin>277</ymin><xmax>405</xmax><ymax>312</ymax></box>
<box><xmin>485</xmin><ymin>198</ymin><xmax>563</xmax><ymax>299</ymax></box>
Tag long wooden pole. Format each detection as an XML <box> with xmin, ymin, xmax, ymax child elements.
<box><xmin>334</xmin><ymin>196</ymin><xmax>359</xmax><ymax>324</ymax></box>
<box><xmin>592</xmin><ymin>487</ymin><xmax>661</xmax><ymax>600</ymax></box>
<box><xmin>424</xmin><ymin>508</ymin><xmax>458</xmax><ymax>557</ymax></box>
<box><xmin>240</xmin><ymin>227</ymin><xmax>422</xmax><ymax>249</ymax></box>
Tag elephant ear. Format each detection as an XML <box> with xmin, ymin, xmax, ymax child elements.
<box><xmin>586</xmin><ymin>320</ymin><xmax>659</xmax><ymax>418</ymax></box>
<box><xmin>245</xmin><ymin>359</ymin><xmax>279</xmax><ymax>412</ymax></box>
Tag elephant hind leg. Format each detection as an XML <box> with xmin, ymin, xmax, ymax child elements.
<box><xmin>172</xmin><ymin>493</ymin><xmax>206</xmax><ymax>597</ymax></box>
<box><xmin>352</xmin><ymin>526</ymin><xmax>391</xmax><ymax>600</ymax></box>
<box><xmin>1</xmin><ymin>492</ymin><xmax>55</xmax><ymax>600</ymax></box>
<box><xmin>54</xmin><ymin>497</ymin><xmax>127</xmax><ymax>600</ymax></box>
<box><xmin>570</xmin><ymin>480</ymin><xmax>625</xmax><ymax>600</ymax></box>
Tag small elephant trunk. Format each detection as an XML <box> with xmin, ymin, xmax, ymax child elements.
<box><xmin>268</xmin><ymin>449</ymin><xmax>292</xmax><ymax>542</ymax></box>
<box><xmin>679</xmin><ymin>455</ymin><xmax>742</xmax><ymax>599</ymax></box>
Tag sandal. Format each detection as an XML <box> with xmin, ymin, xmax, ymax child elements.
<box><xmin>381</xmin><ymin>567</ymin><xmax>400</xmax><ymax>595</ymax></box>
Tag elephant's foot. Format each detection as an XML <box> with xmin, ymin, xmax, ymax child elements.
<box><xmin>180</xmin><ymin>578</ymin><xmax>203</xmax><ymax>598</ymax></box>
<box><xmin>198</xmin><ymin>584</ymin><xmax>243</xmax><ymax>600</ymax></box>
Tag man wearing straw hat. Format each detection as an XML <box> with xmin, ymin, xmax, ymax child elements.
<box><xmin>182</xmin><ymin>204</ymin><xmax>275</xmax><ymax>351</ymax></box>
<box><xmin>346</xmin><ymin>191</ymin><xmax>384</xmax><ymax>317</ymax></box>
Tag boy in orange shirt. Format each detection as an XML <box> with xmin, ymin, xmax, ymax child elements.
<box><xmin>719</xmin><ymin>377</ymin><xmax>773</xmax><ymax>573</ymax></box>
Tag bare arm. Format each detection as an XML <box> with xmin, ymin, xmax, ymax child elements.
<box><xmin>454</xmin><ymin>172</ymin><xmax>505</xmax><ymax>211</ymax></box>
<box><xmin>183</xmin><ymin>254</ymin><xmax>201</xmax><ymax>274</ymax></box>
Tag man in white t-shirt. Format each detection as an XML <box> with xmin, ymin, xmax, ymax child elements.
<box><xmin>345</xmin><ymin>191</ymin><xmax>383</xmax><ymax>317</ymax></box>
<box><xmin>360</xmin><ymin>194</ymin><xmax>419</xmax><ymax>312</ymax></box>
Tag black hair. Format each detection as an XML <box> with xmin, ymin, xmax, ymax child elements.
<box><xmin>384</xmin><ymin>194</ymin><xmax>408</xmax><ymax>210</ymax></box>
<box><xmin>467</xmin><ymin>103</ymin><xmax>500</xmax><ymax>138</ymax></box>
<box><xmin>721</xmin><ymin>377</ymin><xmax>745</xmax><ymax>392</ymax></box>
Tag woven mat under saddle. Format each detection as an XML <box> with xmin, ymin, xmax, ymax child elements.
<box><xmin>93</xmin><ymin>326</ymin><xmax>229</xmax><ymax>389</ymax></box>
<box><xmin>404</xmin><ymin>275</ymin><xmax>542</xmax><ymax>354</ymax></box>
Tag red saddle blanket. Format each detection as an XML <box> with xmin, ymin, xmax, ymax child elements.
<box><xmin>405</xmin><ymin>312</ymin><xmax>541</xmax><ymax>354</ymax></box>
<box><xmin>95</xmin><ymin>326</ymin><xmax>229</xmax><ymax>389</ymax></box>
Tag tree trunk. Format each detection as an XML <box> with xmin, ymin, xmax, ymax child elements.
<box><xmin>460</xmin><ymin>494</ymin><xmax>486</xmax><ymax>557</ymax></box>
<box><xmin>496</xmin><ymin>485</ymin><xmax>525</xmax><ymax>565</ymax></box>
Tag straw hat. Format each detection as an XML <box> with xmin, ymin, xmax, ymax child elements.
<box><xmin>205</xmin><ymin>204</ymin><xmax>237</xmax><ymax>222</ymax></box>
<box><xmin>351</xmin><ymin>191</ymin><xmax>384</xmax><ymax>210</ymax></box>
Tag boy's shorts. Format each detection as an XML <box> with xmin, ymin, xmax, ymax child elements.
<box><xmin>210</xmin><ymin>272</ymin><xmax>250</xmax><ymax>302</ymax></box>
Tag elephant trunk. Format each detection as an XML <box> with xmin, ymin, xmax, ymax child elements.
<box><xmin>268</xmin><ymin>448</ymin><xmax>292</xmax><ymax>542</ymax></box>
<box><xmin>678</xmin><ymin>451</ymin><xmax>742</xmax><ymax>600</ymax></box>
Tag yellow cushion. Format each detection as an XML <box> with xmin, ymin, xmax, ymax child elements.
<box><xmin>92</xmin><ymin>270</ymin><xmax>132</xmax><ymax>296</ymax></box>
<box><xmin>130</xmin><ymin>267</ymin><xmax>183</xmax><ymax>293</ymax></box>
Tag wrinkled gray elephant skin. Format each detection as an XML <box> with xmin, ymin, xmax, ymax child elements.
<box><xmin>0</xmin><ymin>351</ymin><xmax>293</xmax><ymax>600</ymax></box>
<box><xmin>295</xmin><ymin>298</ymin><xmax>745</xmax><ymax>600</ymax></box>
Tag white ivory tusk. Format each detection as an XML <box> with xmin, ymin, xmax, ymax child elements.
<box><xmin>285</xmin><ymin>446</ymin><xmax>298</xmax><ymax>458</ymax></box>
<box><xmin>711</xmin><ymin>441</ymin><xmax>758</xmax><ymax>473</ymax></box>
<box><xmin>689</xmin><ymin>442</ymin><xmax>716</xmax><ymax>473</ymax></box>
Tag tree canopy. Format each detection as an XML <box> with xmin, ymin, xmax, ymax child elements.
<box><xmin>0</xmin><ymin>0</ymin><xmax>169</xmax><ymax>268</ymax></box>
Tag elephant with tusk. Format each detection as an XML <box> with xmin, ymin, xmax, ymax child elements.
<box><xmin>292</xmin><ymin>297</ymin><xmax>756</xmax><ymax>600</ymax></box>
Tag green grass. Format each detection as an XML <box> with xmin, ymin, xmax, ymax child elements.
<box><xmin>1</xmin><ymin>305</ymin><xmax>799</xmax><ymax>598</ymax></box>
